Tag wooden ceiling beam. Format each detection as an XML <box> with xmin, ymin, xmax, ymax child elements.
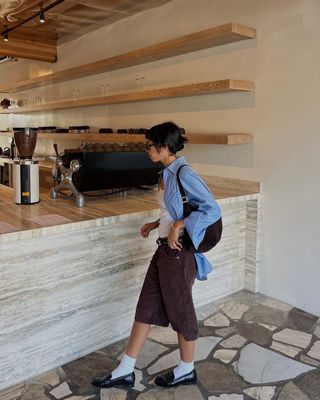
<box><xmin>45</xmin><ymin>1</ymin><xmax>79</xmax><ymax>14</ymax></box>
<box><xmin>8</xmin><ymin>29</ymin><xmax>58</xmax><ymax>45</ymax></box>
<box><xmin>0</xmin><ymin>38</ymin><xmax>57</xmax><ymax>63</ymax></box>
<box><xmin>66</xmin><ymin>0</ymin><xmax>128</xmax><ymax>14</ymax></box>
<box><xmin>47</xmin><ymin>11</ymin><xmax>97</xmax><ymax>23</ymax></box>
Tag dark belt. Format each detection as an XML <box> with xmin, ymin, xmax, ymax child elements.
<box><xmin>156</xmin><ymin>237</ymin><xmax>184</xmax><ymax>246</ymax></box>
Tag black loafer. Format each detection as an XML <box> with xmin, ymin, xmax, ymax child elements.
<box><xmin>155</xmin><ymin>369</ymin><xmax>197</xmax><ymax>387</ymax></box>
<box><xmin>91</xmin><ymin>371</ymin><xmax>135</xmax><ymax>389</ymax></box>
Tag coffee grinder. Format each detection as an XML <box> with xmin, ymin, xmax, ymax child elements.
<box><xmin>13</xmin><ymin>128</ymin><xmax>39</xmax><ymax>204</ymax></box>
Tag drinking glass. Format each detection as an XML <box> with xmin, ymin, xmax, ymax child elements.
<box><xmin>71</xmin><ymin>89</ymin><xmax>80</xmax><ymax>99</ymax></box>
<box><xmin>54</xmin><ymin>92</ymin><xmax>61</xmax><ymax>101</ymax></box>
<box><xmin>136</xmin><ymin>77</ymin><xmax>141</xmax><ymax>90</ymax></box>
<box><xmin>98</xmin><ymin>84</ymin><xmax>110</xmax><ymax>96</ymax></box>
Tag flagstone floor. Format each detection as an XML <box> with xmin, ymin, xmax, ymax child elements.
<box><xmin>2</xmin><ymin>290</ymin><xmax>320</xmax><ymax>400</ymax></box>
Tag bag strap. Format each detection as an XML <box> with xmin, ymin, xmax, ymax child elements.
<box><xmin>176</xmin><ymin>164</ymin><xmax>188</xmax><ymax>202</ymax></box>
<box><xmin>176</xmin><ymin>164</ymin><xmax>190</xmax><ymax>218</ymax></box>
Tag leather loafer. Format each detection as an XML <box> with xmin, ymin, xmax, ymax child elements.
<box><xmin>155</xmin><ymin>369</ymin><xmax>197</xmax><ymax>387</ymax></box>
<box><xmin>91</xmin><ymin>371</ymin><xmax>135</xmax><ymax>389</ymax></box>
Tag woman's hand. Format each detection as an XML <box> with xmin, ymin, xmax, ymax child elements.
<box><xmin>140</xmin><ymin>221</ymin><xmax>159</xmax><ymax>238</ymax></box>
<box><xmin>168</xmin><ymin>220</ymin><xmax>184</xmax><ymax>250</ymax></box>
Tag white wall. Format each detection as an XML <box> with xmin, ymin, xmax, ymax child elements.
<box><xmin>0</xmin><ymin>0</ymin><xmax>319</xmax><ymax>315</ymax></box>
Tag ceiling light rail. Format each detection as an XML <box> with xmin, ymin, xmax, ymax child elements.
<box><xmin>1</xmin><ymin>0</ymin><xmax>65</xmax><ymax>41</ymax></box>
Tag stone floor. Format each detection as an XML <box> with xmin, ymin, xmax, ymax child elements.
<box><xmin>2</xmin><ymin>290</ymin><xmax>320</xmax><ymax>400</ymax></box>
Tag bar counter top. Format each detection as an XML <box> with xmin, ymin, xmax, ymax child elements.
<box><xmin>0</xmin><ymin>175</ymin><xmax>260</xmax><ymax>242</ymax></box>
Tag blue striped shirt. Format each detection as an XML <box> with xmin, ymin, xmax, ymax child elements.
<box><xmin>162</xmin><ymin>156</ymin><xmax>221</xmax><ymax>280</ymax></box>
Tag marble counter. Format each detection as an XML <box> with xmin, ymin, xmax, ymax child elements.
<box><xmin>0</xmin><ymin>176</ymin><xmax>261</xmax><ymax>390</ymax></box>
<box><xmin>0</xmin><ymin>175</ymin><xmax>259</xmax><ymax>240</ymax></box>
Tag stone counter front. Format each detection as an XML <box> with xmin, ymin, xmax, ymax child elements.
<box><xmin>0</xmin><ymin>177</ymin><xmax>261</xmax><ymax>390</ymax></box>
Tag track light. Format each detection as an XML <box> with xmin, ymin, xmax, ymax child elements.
<box><xmin>0</xmin><ymin>0</ymin><xmax>64</xmax><ymax>44</ymax></box>
<box><xmin>39</xmin><ymin>10</ymin><xmax>45</xmax><ymax>23</ymax></box>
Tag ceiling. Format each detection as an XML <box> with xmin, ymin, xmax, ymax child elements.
<box><xmin>0</xmin><ymin>0</ymin><xmax>172</xmax><ymax>63</ymax></box>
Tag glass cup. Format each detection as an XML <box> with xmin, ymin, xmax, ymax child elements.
<box><xmin>135</xmin><ymin>77</ymin><xmax>146</xmax><ymax>91</ymax></box>
<box><xmin>53</xmin><ymin>92</ymin><xmax>61</xmax><ymax>101</ymax></box>
<box><xmin>98</xmin><ymin>84</ymin><xmax>110</xmax><ymax>96</ymax></box>
<box><xmin>72</xmin><ymin>89</ymin><xmax>80</xmax><ymax>99</ymax></box>
<box><xmin>98</xmin><ymin>85</ymin><xmax>105</xmax><ymax>96</ymax></box>
<box><xmin>136</xmin><ymin>78</ymin><xmax>141</xmax><ymax>91</ymax></box>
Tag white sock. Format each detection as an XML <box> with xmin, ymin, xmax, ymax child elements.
<box><xmin>173</xmin><ymin>360</ymin><xmax>194</xmax><ymax>379</ymax></box>
<box><xmin>111</xmin><ymin>353</ymin><xmax>136</xmax><ymax>379</ymax></box>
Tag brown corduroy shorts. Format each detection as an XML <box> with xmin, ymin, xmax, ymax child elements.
<box><xmin>134</xmin><ymin>242</ymin><xmax>198</xmax><ymax>341</ymax></box>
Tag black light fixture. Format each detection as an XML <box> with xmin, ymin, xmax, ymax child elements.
<box><xmin>3</xmin><ymin>30</ymin><xmax>8</xmax><ymax>42</ymax></box>
<box><xmin>39</xmin><ymin>9</ymin><xmax>45</xmax><ymax>23</ymax></box>
<box><xmin>0</xmin><ymin>0</ymin><xmax>65</xmax><ymax>42</ymax></box>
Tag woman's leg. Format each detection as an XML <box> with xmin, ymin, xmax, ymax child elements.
<box><xmin>154</xmin><ymin>332</ymin><xmax>196</xmax><ymax>386</ymax></box>
<box><xmin>177</xmin><ymin>333</ymin><xmax>195</xmax><ymax>362</ymax></box>
<box><xmin>107</xmin><ymin>321</ymin><xmax>150</xmax><ymax>381</ymax></box>
<box><xmin>91</xmin><ymin>251</ymin><xmax>162</xmax><ymax>388</ymax></box>
<box><xmin>126</xmin><ymin>321</ymin><xmax>151</xmax><ymax>358</ymax></box>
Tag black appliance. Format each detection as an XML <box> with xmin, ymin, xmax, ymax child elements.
<box><xmin>62</xmin><ymin>151</ymin><xmax>161</xmax><ymax>192</ymax></box>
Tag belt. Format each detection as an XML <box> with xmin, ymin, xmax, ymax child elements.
<box><xmin>156</xmin><ymin>237</ymin><xmax>184</xmax><ymax>246</ymax></box>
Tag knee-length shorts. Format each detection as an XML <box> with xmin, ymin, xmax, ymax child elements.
<box><xmin>134</xmin><ymin>243</ymin><xmax>198</xmax><ymax>341</ymax></box>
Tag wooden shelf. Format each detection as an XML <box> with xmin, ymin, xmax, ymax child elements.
<box><xmin>0</xmin><ymin>23</ymin><xmax>256</xmax><ymax>94</ymax></box>
<box><xmin>0</xmin><ymin>131</ymin><xmax>252</xmax><ymax>145</ymax></box>
<box><xmin>187</xmin><ymin>133</ymin><xmax>252</xmax><ymax>145</ymax></box>
<box><xmin>0</xmin><ymin>79</ymin><xmax>254</xmax><ymax>114</ymax></box>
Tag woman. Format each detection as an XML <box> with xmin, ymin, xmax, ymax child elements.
<box><xmin>91</xmin><ymin>122</ymin><xmax>221</xmax><ymax>389</ymax></box>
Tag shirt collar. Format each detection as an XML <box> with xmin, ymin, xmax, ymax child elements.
<box><xmin>165</xmin><ymin>156</ymin><xmax>187</xmax><ymax>175</ymax></box>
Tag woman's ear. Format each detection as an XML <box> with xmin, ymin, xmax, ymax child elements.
<box><xmin>160</xmin><ymin>144</ymin><xmax>169</xmax><ymax>154</ymax></box>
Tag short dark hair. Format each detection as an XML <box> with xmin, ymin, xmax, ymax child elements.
<box><xmin>145</xmin><ymin>122</ymin><xmax>187</xmax><ymax>154</ymax></box>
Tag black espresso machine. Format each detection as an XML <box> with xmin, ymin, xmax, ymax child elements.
<box><xmin>51</xmin><ymin>147</ymin><xmax>162</xmax><ymax>207</ymax></box>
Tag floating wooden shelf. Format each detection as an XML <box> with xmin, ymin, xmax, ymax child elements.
<box><xmin>0</xmin><ymin>131</ymin><xmax>252</xmax><ymax>145</ymax></box>
<box><xmin>0</xmin><ymin>79</ymin><xmax>254</xmax><ymax>114</ymax></box>
<box><xmin>0</xmin><ymin>23</ymin><xmax>256</xmax><ymax>94</ymax></box>
<box><xmin>186</xmin><ymin>133</ymin><xmax>252</xmax><ymax>145</ymax></box>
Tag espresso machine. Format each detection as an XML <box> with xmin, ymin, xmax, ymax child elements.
<box><xmin>12</xmin><ymin>128</ymin><xmax>39</xmax><ymax>204</ymax></box>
